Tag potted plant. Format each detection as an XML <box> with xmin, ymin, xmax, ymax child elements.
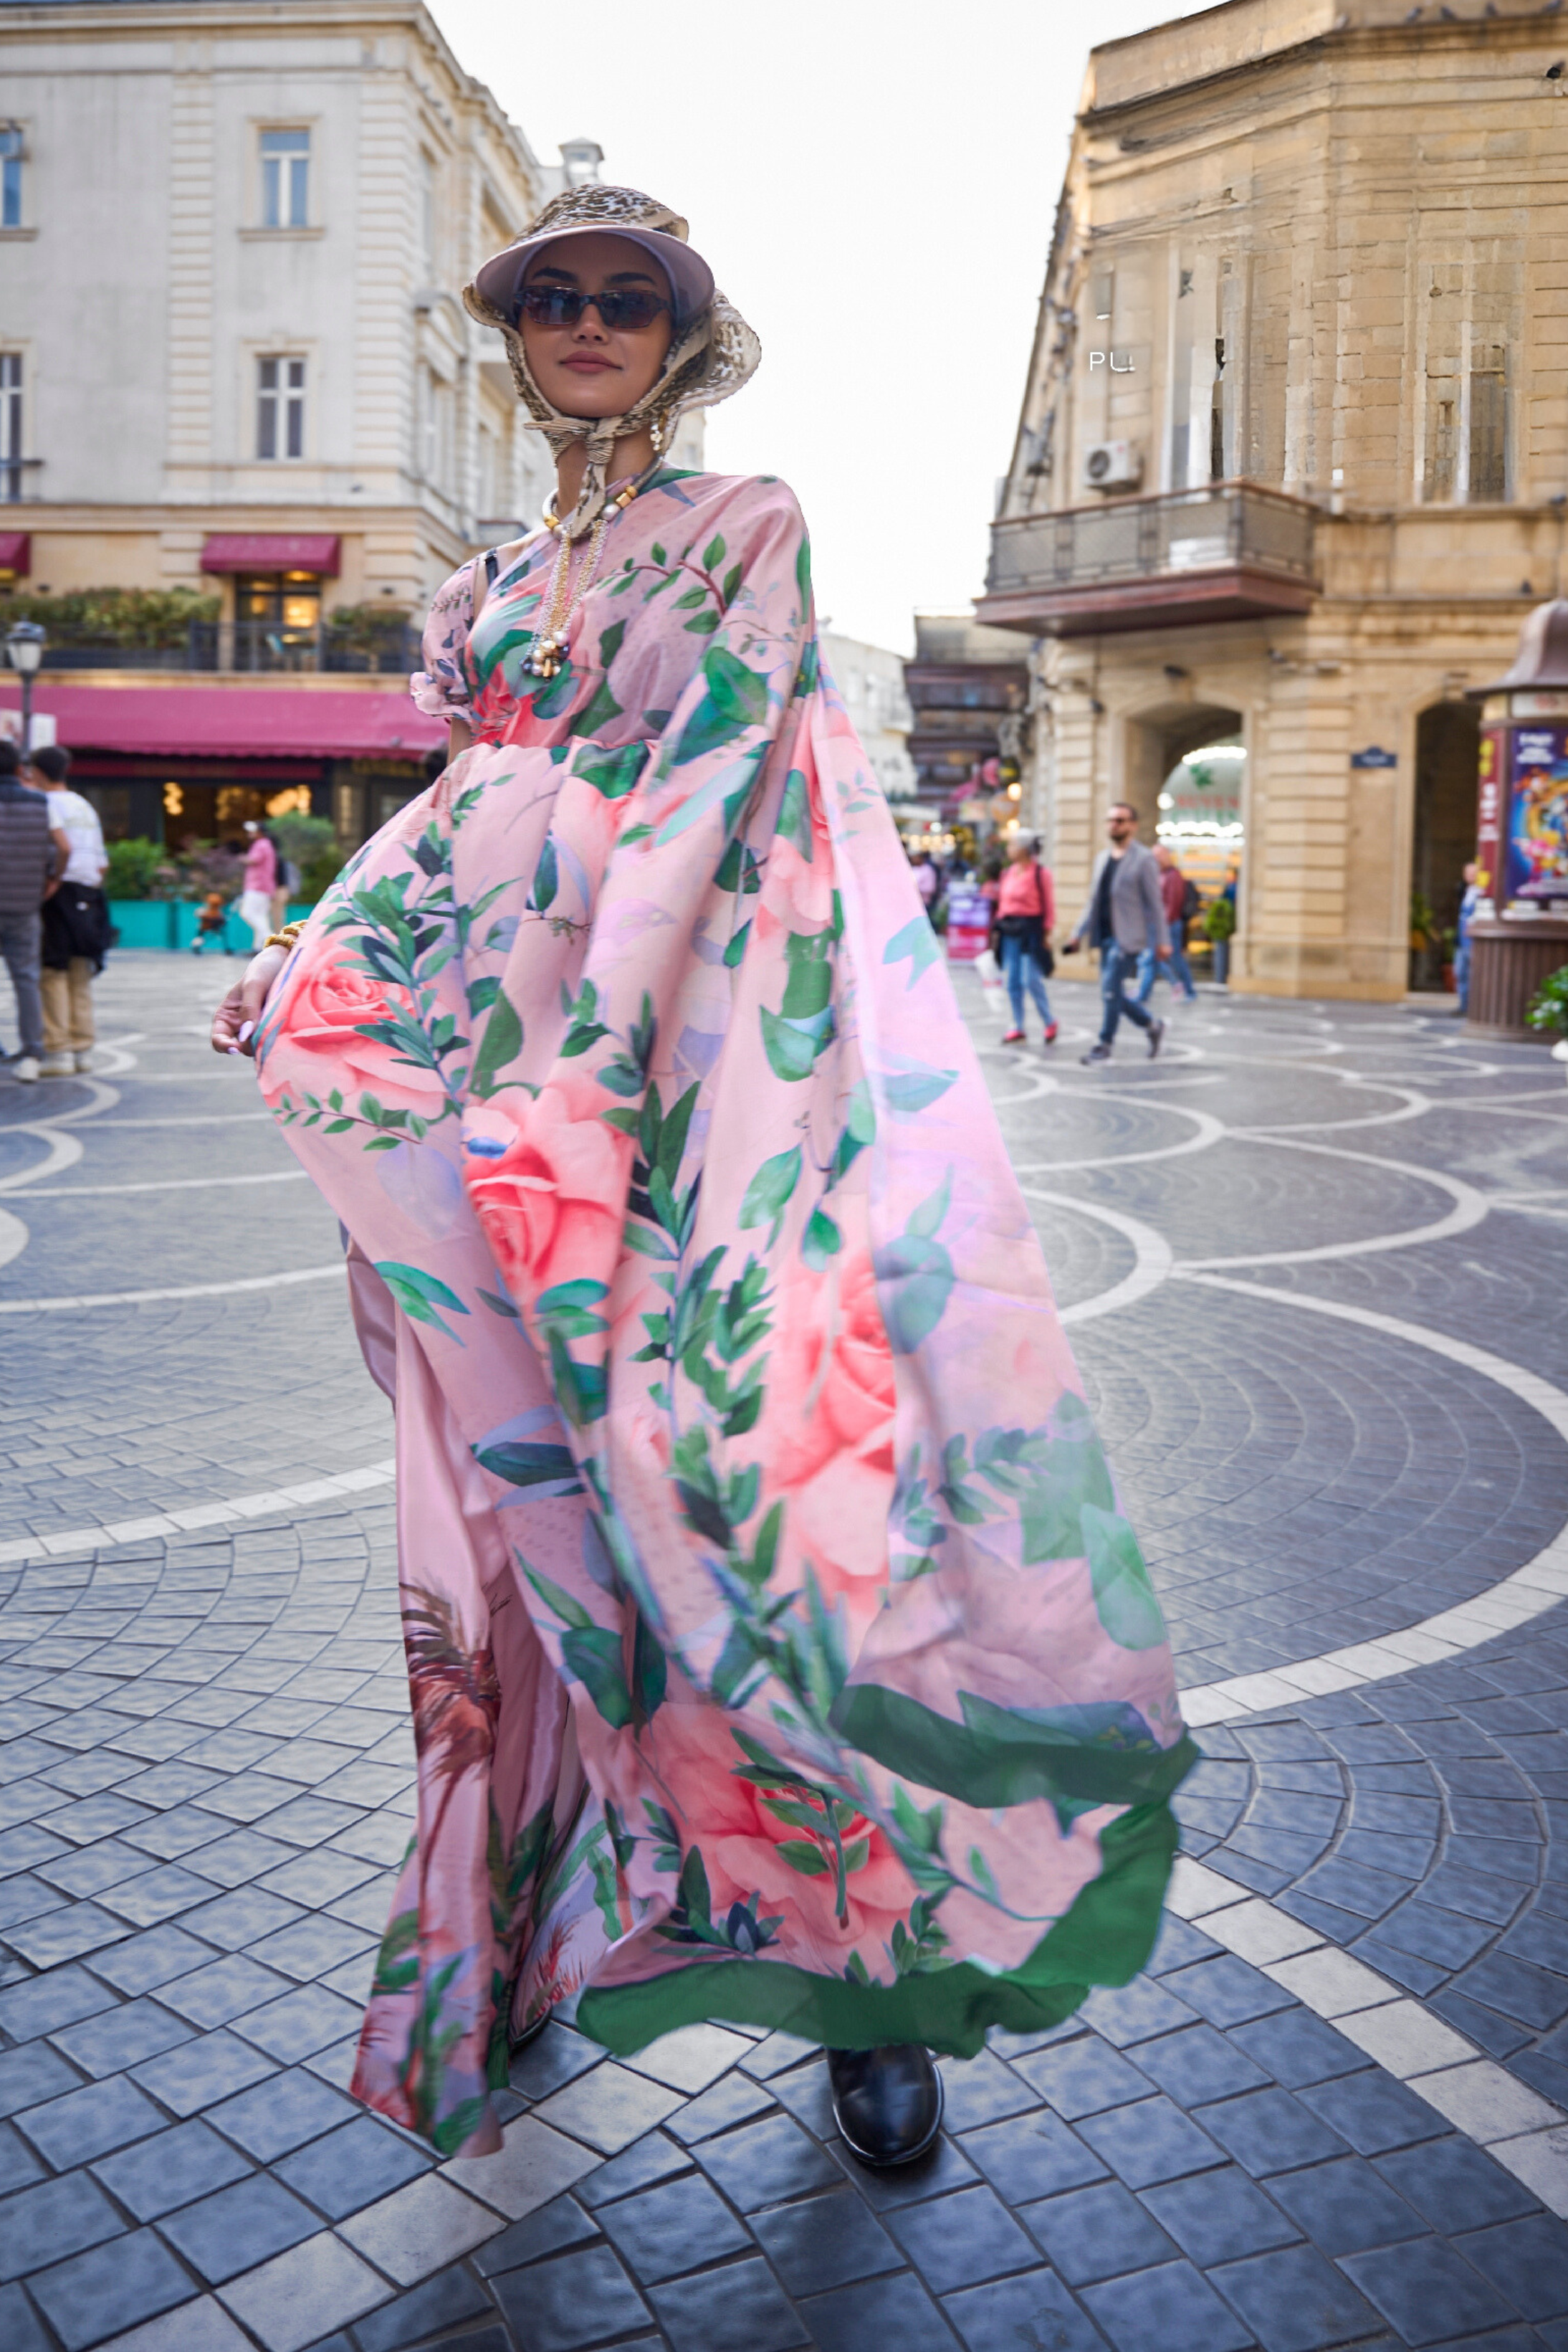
<box><xmin>1203</xmin><ymin>892</ymin><xmax>1236</xmax><ymax>986</ymax></box>
<box><xmin>1526</xmin><ymin>964</ymin><xmax>1568</xmax><ymax>1084</ymax></box>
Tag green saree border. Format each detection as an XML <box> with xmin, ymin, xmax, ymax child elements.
<box><xmin>831</xmin><ymin>1681</ymin><xmax>1202</xmax><ymax>1811</ymax></box>
<box><xmin>575</xmin><ymin>1797</ymin><xmax>1178</xmax><ymax>2061</ymax></box>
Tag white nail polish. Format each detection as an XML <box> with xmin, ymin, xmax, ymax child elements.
<box><xmin>237</xmin><ymin>1022</ymin><xmax>254</xmax><ymax>1043</ymax></box>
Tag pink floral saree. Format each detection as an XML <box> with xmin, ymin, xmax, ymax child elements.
<box><xmin>255</xmin><ymin>468</ymin><xmax>1196</xmax><ymax>2158</ymax></box>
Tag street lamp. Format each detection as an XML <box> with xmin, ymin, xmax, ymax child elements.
<box><xmin>4</xmin><ymin>619</ymin><xmax>46</xmax><ymax>755</ymax></box>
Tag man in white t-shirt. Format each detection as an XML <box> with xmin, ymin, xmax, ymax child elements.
<box><xmin>28</xmin><ymin>745</ymin><xmax>107</xmax><ymax>1075</ymax></box>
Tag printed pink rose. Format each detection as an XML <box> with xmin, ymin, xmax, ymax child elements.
<box><xmin>464</xmin><ymin>1082</ymin><xmax>628</xmax><ymax>1306</ymax></box>
<box><xmin>266</xmin><ymin>948</ymin><xmax>448</xmax><ymax>1116</ymax></box>
<box><xmin>767</xmin><ymin>1243</ymin><xmax>897</xmax><ymax>1609</ymax></box>
<box><xmin>651</xmin><ymin>1704</ymin><xmax>912</xmax><ymax>1976</ymax></box>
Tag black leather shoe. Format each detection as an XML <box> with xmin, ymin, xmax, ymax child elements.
<box><xmin>827</xmin><ymin>2043</ymin><xmax>944</xmax><ymax>2168</ymax></box>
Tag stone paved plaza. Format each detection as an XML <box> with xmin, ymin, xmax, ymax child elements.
<box><xmin>1</xmin><ymin>952</ymin><xmax>1567</xmax><ymax>2352</ymax></box>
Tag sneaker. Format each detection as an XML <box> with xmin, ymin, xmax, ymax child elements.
<box><xmin>39</xmin><ymin>1053</ymin><xmax>74</xmax><ymax>1078</ymax></box>
<box><xmin>1044</xmin><ymin>1023</ymin><xmax>1059</xmax><ymax>1045</ymax></box>
<box><xmin>1079</xmin><ymin>1042</ymin><xmax>1112</xmax><ymax>1066</ymax></box>
<box><xmin>1001</xmin><ymin>1028</ymin><xmax>1026</xmax><ymax>1044</ymax></box>
<box><xmin>14</xmin><ymin>1055</ymin><xmax>39</xmax><ymax>1082</ymax></box>
<box><xmin>1147</xmin><ymin>1019</ymin><xmax>1166</xmax><ymax>1060</ymax></box>
<box><xmin>73</xmin><ymin>1051</ymin><xmax>93</xmax><ymax>1074</ymax></box>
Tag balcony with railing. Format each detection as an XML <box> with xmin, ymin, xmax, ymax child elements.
<box><xmin>977</xmin><ymin>482</ymin><xmax>1319</xmax><ymax>637</ymax></box>
<box><xmin>37</xmin><ymin>622</ymin><xmax>421</xmax><ymax>675</ymax></box>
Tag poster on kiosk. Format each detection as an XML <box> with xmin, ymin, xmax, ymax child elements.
<box><xmin>1502</xmin><ymin>725</ymin><xmax>1568</xmax><ymax>909</ymax></box>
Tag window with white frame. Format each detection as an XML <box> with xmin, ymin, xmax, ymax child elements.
<box><xmin>1</xmin><ymin>353</ymin><xmax>22</xmax><ymax>500</ymax></box>
<box><xmin>0</xmin><ymin>128</ymin><xmax>22</xmax><ymax>230</ymax></box>
<box><xmin>257</xmin><ymin>356</ymin><xmax>305</xmax><ymax>460</ymax></box>
<box><xmin>259</xmin><ymin>128</ymin><xmax>310</xmax><ymax>229</ymax></box>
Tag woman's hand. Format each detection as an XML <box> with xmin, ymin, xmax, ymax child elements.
<box><xmin>210</xmin><ymin>944</ymin><xmax>288</xmax><ymax>1057</ymax></box>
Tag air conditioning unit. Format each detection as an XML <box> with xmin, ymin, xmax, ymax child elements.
<box><xmin>1083</xmin><ymin>440</ymin><xmax>1142</xmax><ymax>490</ymax></box>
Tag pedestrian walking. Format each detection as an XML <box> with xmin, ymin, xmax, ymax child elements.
<box><xmin>0</xmin><ymin>738</ymin><xmax>57</xmax><ymax>1083</ymax></box>
<box><xmin>237</xmin><ymin>821</ymin><xmax>277</xmax><ymax>953</ymax></box>
<box><xmin>1455</xmin><ymin>860</ymin><xmax>1480</xmax><ymax>1016</ymax></box>
<box><xmin>912</xmin><ymin>849</ymin><xmax>939</xmax><ymax>919</ymax></box>
<box><xmin>1134</xmin><ymin>843</ymin><xmax>1200</xmax><ymax>1007</ymax></box>
<box><xmin>29</xmin><ymin>744</ymin><xmax>110</xmax><ymax>1075</ymax></box>
<box><xmin>995</xmin><ymin>834</ymin><xmax>1058</xmax><ymax>1045</ymax></box>
<box><xmin>211</xmin><ymin>185</ymin><xmax>1192</xmax><ymax>2173</ymax></box>
<box><xmin>1063</xmin><ymin>801</ymin><xmax>1171</xmax><ymax>1063</ymax></box>
<box><xmin>191</xmin><ymin>891</ymin><xmax>232</xmax><ymax>956</ymax></box>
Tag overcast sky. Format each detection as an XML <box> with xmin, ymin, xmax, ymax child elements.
<box><xmin>429</xmin><ymin>0</ymin><xmax>1179</xmax><ymax>654</ymax></box>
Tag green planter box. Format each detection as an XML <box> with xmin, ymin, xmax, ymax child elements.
<box><xmin>107</xmin><ymin>900</ymin><xmax>315</xmax><ymax>953</ymax></box>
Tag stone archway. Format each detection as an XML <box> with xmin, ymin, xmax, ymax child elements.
<box><xmin>1411</xmin><ymin>701</ymin><xmax>1480</xmax><ymax>992</ymax></box>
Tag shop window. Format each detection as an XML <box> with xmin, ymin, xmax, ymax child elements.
<box><xmin>234</xmin><ymin>571</ymin><xmax>322</xmax><ymax>670</ymax></box>
<box><xmin>257</xmin><ymin>357</ymin><xmax>306</xmax><ymax>460</ymax></box>
<box><xmin>260</xmin><ymin>128</ymin><xmax>310</xmax><ymax>229</ymax></box>
<box><xmin>0</xmin><ymin>128</ymin><xmax>23</xmax><ymax>230</ymax></box>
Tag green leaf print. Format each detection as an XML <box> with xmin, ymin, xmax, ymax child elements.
<box><xmin>1084</xmin><ymin>1501</ymin><xmax>1169</xmax><ymax>1651</ymax></box>
<box><xmin>671</xmin><ymin>646</ymin><xmax>770</xmax><ymax>766</ymax></box>
<box><xmin>577</xmin><ymin>675</ymin><xmax>623</xmax><ymax>737</ymax></box>
<box><xmin>473</xmin><ymin>1440</ymin><xmax>583</xmax><ymax>1492</ymax></box>
<box><xmin>871</xmin><ymin>1181</ymin><xmax>955</xmax><ymax>1353</ymax></box>
<box><xmin>530</xmin><ymin>837</ymin><xmax>559</xmax><ymax>913</ymax></box>
<box><xmin>777</xmin><ymin>769</ymin><xmax>813</xmax><ymax>860</ymax></box>
<box><xmin>702</xmin><ymin>533</ymin><xmax>727</xmax><ymax>570</ymax></box>
<box><xmin>529</xmin><ymin>658</ymin><xmax>578</xmax><ymax>718</ymax></box>
<box><xmin>632</xmin><ymin>1609</ymin><xmax>667</xmax><ymax>1719</ymax></box>
<box><xmin>882</xmin><ymin>1067</ymin><xmax>957</xmax><ymax>1116</ymax></box>
<box><xmin>469</xmin><ymin>986</ymin><xmax>524</xmax><ymax>1100</ymax></box>
<box><xmin>776</xmin><ymin>1839</ymin><xmax>830</xmax><ymax>1877</ymax></box>
<box><xmin>802</xmin><ymin>1205</ymin><xmax>842</xmax><ymax>1270</ymax></box>
<box><xmin>373</xmin><ymin>1261</ymin><xmax>470</xmax><ymax>1341</ymax></box>
<box><xmin>884</xmin><ymin>915</ymin><xmax>942</xmax><ymax>984</ymax></box>
<box><xmin>576</xmin><ymin>741</ymin><xmax>649</xmax><ymax>800</ymax></box>
<box><xmin>371</xmin><ymin>1906</ymin><xmax>419</xmax><ymax>1996</ymax></box>
<box><xmin>684</xmin><ymin>609</ymin><xmax>721</xmax><ymax>634</ymax></box>
<box><xmin>525</xmin><ymin>1568</ymin><xmax>633</xmax><ymax>1726</ymax></box>
<box><xmin>795</xmin><ymin>530</ymin><xmax>813</xmax><ymax>609</ymax></box>
<box><xmin>723</xmin><ymin>922</ymin><xmax>752</xmax><ymax>968</ymax></box>
<box><xmin>738</xmin><ymin>1145</ymin><xmax>801</xmax><ymax>1245</ymax></box>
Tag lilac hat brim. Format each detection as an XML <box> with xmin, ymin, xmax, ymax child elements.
<box><xmin>472</xmin><ymin>224</ymin><xmax>715</xmax><ymax>328</ymax></box>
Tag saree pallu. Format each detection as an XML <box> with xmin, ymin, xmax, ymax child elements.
<box><xmin>255</xmin><ymin>469</ymin><xmax>1197</xmax><ymax>2157</ymax></box>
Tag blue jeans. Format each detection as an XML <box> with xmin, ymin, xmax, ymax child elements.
<box><xmin>1454</xmin><ymin>940</ymin><xmax>1471</xmax><ymax>1013</ymax></box>
<box><xmin>1000</xmin><ymin>930</ymin><xmax>1053</xmax><ymax>1030</ymax></box>
<box><xmin>1135</xmin><ymin>922</ymin><xmax>1197</xmax><ymax>1004</ymax></box>
<box><xmin>1100</xmin><ymin>940</ymin><xmax>1155</xmax><ymax>1046</ymax></box>
<box><xmin>0</xmin><ymin>910</ymin><xmax>44</xmax><ymax>1059</ymax></box>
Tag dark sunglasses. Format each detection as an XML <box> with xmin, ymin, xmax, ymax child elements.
<box><xmin>517</xmin><ymin>284</ymin><xmax>672</xmax><ymax>332</ymax></box>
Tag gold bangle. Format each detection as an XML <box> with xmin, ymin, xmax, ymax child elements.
<box><xmin>264</xmin><ymin>920</ymin><xmax>307</xmax><ymax>953</ymax></box>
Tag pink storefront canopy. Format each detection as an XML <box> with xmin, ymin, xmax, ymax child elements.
<box><xmin>201</xmin><ymin>534</ymin><xmax>342</xmax><ymax>576</ymax></box>
<box><xmin>0</xmin><ymin>679</ymin><xmax>444</xmax><ymax>761</ymax></box>
<box><xmin>0</xmin><ymin>533</ymin><xmax>31</xmax><ymax>576</ymax></box>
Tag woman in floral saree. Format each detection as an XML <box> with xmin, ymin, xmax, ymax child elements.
<box><xmin>214</xmin><ymin>184</ymin><xmax>1196</xmax><ymax>2168</ymax></box>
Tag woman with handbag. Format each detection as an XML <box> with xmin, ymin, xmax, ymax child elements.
<box><xmin>995</xmin><ymin>834</ymin><xmax>1058</xmax><ymax>1046</ymax></box>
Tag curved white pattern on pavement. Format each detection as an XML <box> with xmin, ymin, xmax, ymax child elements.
<box><xmin>1013</xmin><ymin>1092</ymin><xmax>1226</xmax><ymax>1174</ymax></box>
<box><xmin>1020</xmin><ymin>1189</ymin><xmax>1175</xmax><ymax>1325</ymax></box>
<box><xmin>0</xmin><ymin>1125</ymin><xmax>85</xmax><ymax>1189</ymax></box>
<box><xmin>1172</xmin><ymin>1270</ymin><xmax>1568</xmax><ymax>1725</ymax></box>
<box><xmin>0</xmin><ymin>1207</ymin><xmax>27</xmax><ymax>1270</ymax></box>
<box><xmin>18</xmin><ymin>1169</ymin><xmax>311</xmax><ymax>1199</ymax></box>
<box><xmin>1180</xmin><ymin>1135</ymin><xmax>1490</xmax><ymax>1269</ymax></box>
<box><xmin>0</xmin><ymin>1456</ymin><xmax>398</xmax><ymax>1567</ymax></box>
<box><xmin>0</xmin><ymin>1262</ymin><xmax>347</xmax><ymax>1315</ymax></box>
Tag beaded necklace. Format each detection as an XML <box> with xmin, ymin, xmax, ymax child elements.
<box><xmin>527</xmin><ymin>477</ymin><xmax>643</xmax><ymax>680</ymax></box>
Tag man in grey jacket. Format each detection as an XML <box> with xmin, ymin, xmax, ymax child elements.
<box><xmin>1063</xmin><ymin>801</ymin><xmax>1171</xmax><ymax>1065</ymax></box>
<box><xmin>0</xmin><ymin>738</ymin><xmax>57</xmax><ymax>1082</ymax></box>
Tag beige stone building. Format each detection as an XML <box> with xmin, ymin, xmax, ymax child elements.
<box><xmin>980</xmin><ymin>0</ymin><xmax>1568</xmax><ymax>1000</ymax></box>
<box><xmin>0</xmin><ymin>0</ymin><xmax>610</xmax><ymax>619</ymax></box>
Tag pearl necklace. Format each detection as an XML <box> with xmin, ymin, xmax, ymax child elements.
<box><xmin>527</xmin><ymin>480</ymin><xmax>642</xmax><ymax>680</ymax></box>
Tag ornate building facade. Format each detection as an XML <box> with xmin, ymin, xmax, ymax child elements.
<box><xmin>981</xmin><ymin>0</ymin><xmax>1568</xmax><ymax>999</ymax></box>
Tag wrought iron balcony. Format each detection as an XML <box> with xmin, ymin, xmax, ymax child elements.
<box><xmin>977</xmin><ymin>482</ymin><xmax>1319</xmax><ymax>637</ymax></box>
<box><xmin>39</xmin><ymin>622</ymin><xmax>421</xmax><ymax>675</ymax></box>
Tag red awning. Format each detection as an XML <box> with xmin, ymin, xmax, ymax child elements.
<box><xmin>201</xmin><ymin>534</ymin><xmax>342</xmax><ymax>576</ymax></box>
<box><xmin>0</xmin><ymin>533</ymin><xmax>31</xmax><ymax>576</ymax></box>
<box><xmin>0</xmin><ymin>680</ymin><xmax>443</xmax><ymax>761</ymax></box>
